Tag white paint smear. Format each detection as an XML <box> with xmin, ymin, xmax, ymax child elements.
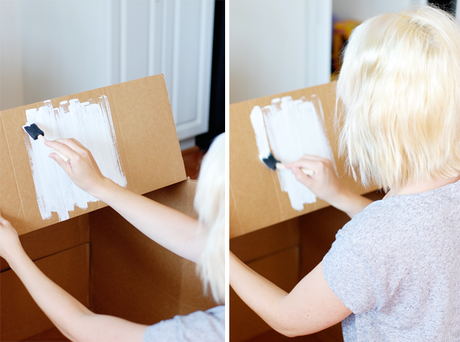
<box><xmin>250</xmin><ymin>95</ymin><xmax>336</xmax><ymax>211</ymax></box>
<box><xmin>249</xmin><ymin>105</ymin><xmax>271</xmax><ymax>160</ymax></box>
<box><xmin>24</xmin><ymin>95</ymin><xmax>127</xmax><ymax>221</ymax></box>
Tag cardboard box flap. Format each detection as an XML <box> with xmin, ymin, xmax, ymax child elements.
<box><xmin>90</xmin><ymin>179</ymin><xmax>215</xmax><ymax>325</ymax></box>
<box><xmin>0</xmin><ymin>74</ymin><xmax>186</xmax><ymax>235</ymax></box>
<box><xmin>230</xmin><ymin>82</ymin><xmax>377</xmax><ymax>237</ymax></box>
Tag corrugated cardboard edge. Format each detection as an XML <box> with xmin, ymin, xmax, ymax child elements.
<box><xmin>230</xmin><ymin>82</ymin><xmax>378</xmax><ymax>237</ymax></box>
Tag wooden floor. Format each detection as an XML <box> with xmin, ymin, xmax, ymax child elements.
<box><xmin>182</xmin><ymin>146</ymin><xmax>206</xmax><ymax>180</ymax></box>
<box><xmin>18</xmin><ymin>147</ymin><xmax>205</xmax><ymax>342</ymax></box>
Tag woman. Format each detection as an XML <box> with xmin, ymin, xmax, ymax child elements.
<box><xmin>231</xmin><ymin>5</ymin><xmax>460</xmax><ymax>341</ymax></box>
<box><xmin>0</xmin><ymin>133</ymin><xmax>225</xmax><ymax>342</ymax></box>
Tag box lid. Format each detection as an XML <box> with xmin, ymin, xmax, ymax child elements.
<box><xmin>1</xmin><ymin>74</ymin><xmax>186</xmax><ymax>235</ymax></box>
<box><xmin>230</xmin><ymin>82</ymin><xmax>377</xmax><ymax>238</ymax></box>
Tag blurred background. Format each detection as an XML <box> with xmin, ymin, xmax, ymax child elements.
<box><xmin>0</xmin><ymin>0</ymin><xmax>225</xmax><ymax>151</ymax></box>
<box><xmin>230</xmin><ymin>0</ymin><xmax>458</xmax><ymax>104</ymax></box>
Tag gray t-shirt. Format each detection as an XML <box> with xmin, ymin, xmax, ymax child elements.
<box><xmin>323</xmin><ymin>180</ymin><xmax>460</xmax><ymax>342</ymax></box>
<box><xmin>143</xmin><ymin>305</ymin><xmax>224</xmax><ymax>342</ymax></box>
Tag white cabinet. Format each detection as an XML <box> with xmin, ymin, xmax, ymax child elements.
<box><xmin>0</xmin><ymin>0</ymin><xmax>214</xmax><ymax>149</ymax></box>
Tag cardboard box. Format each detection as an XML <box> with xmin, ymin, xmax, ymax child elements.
<box><xmin>229</xmin><ymin>82</ymin><xmax>381</xmax><ymax>341</ymax></box>
<box><xmin>0</xmin><ymin>75</ymin><xmax>215</xmax><ymax>341</ymax></box>
<box><xmin>1</xmin><ymin>74</ymin><xmax>186</xmax><ymax>235</ymax></box>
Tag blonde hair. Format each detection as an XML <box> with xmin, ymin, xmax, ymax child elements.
<box><xmin>194</xmin><ymin>133</ymin><xmax>225</xmax><ymax>304</ymax></box>
<box><xmin>336</xmin><ymin>5</ymin><xmax>460</xmax><ymax>191</ymax></box>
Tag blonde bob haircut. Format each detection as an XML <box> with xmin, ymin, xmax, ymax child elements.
<box><xmin>194</xmin><ymin>133</ymin><xmax>225</xmax><ymax>304</ymax></box>
<box><xmin>337</xmin><ymin>5</ymin><xmax>460</xmax><ymax>191</ymax></box>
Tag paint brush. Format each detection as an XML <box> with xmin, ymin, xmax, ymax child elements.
<box><xmin>261</xmin><ymin>153</ymin><xmax>314</xmax><ymax>176</ymax></box>
<box><xmin>22</xmin><ymin>123</ymin><xmax>70</xmax><ymax>163</ymax></box>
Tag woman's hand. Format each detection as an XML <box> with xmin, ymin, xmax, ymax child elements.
<box><xmin>285</xmin><ymin>155</ymin><xmax>373</xmax><ymax>218</ymax></box>
<box><xmin>45</xmin><ymin>138</ymin><xmax>108</xmax><ymax>197</ymax></box>
<box><xmin>285</xmin><ymin>155</ymin><xmax>346</xmax><ymax>204</ymax></box>
<box><xmin>0</xmin><ymin>211</ymin><xmax>22</xmax><ymax>262</ymax></box>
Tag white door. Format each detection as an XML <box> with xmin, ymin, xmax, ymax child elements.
<box><xmin>0</xmin><ymin>0</ymin><xmax>214</xmax><ymax>149</ymax></box>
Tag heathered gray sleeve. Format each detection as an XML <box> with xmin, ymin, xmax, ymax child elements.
<box><xmin>322</xmin><ymin>217</ymin><xmax>381</xmax><ymax>314</ymax></box>
<box><xmin>143</xmin><ymin>306</ymin><xmax>224</xmax><ymax>342</ymax></box>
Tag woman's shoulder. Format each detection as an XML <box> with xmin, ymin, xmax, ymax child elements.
<box><xmin>337</xmin><ymin>180</ymin><xmax>460</xmax><ymax>252</ymax></box>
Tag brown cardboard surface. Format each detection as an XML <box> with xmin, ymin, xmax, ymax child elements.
<box><xmin>21</xmin><ymin>328</ymin><xmax>70</xmax><ymax>342</ymax></box>
<box><xmin>0</xmin><ymin>215</ymin><xmax>90</xmax><ymax>272</ymax></box>
<box><xmin>230</xmin><ymin>218</ymin><xmax>300</xmax><ymax>263</ymax></box>
<box><xmin>230</xmin><ymin>247</ymin><xmax>299</xmax><ymax>342</ymax></box>
<box><xmin>0</xmin><ymin>74</ymin><xmax>186</xmax><ymax>236</ymax></box>
<box><xmin>89</xmin><ymin>180</ymin><xmax>215</xmax><ymax>325</ymax></box>
<box><xmin>145</xmin><ymin>178</ymin><xmax>198</xmax><ymax>220</ymax></box>
<box><xmin>230</xmin><ymin>82</ymin><xmax>377</xmax><ymax>237</ymax></box>
<box><xmin>148</xmin><ymin>180</ymin><xmax>216</xmax><ymax>315</ymax></box>
<box><xmin>230</xmin><ymin>218</ymin><xmax>301</xmax><ymax>342</ymax></box>
<box><xmin>0</xmin><ymin>244</ymin><xmax>90</xmax><ymax>342</ymax></box>
<box><xmin>178</xmin><ymin>259</ymin><xmax>216</xmax><ymax>315</ymax></box>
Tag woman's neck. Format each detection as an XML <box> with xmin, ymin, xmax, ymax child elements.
<box><xmin>384</xmin><ymin>174</ymin><xmax>460</xmax><ymax>199</ymax></box>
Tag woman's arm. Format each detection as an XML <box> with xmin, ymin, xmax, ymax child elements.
<box><xmin>0</xmin><ymin>212</ymin><xmax>147</xmax><ymax>342</ymax></box>
<box><xmin>286</xmin><ymin>155</ymin><xmax>373</xmax><ymax>218</ymax></box>
<box><xmin>230</xmin><ymin>252</ymin><xmax>351</xmax><ymax>337</ymax></box>
<box><xmin>44</xmin><ymin>138</ymin><xmax>205</xmax><ymax>263</ymax></box>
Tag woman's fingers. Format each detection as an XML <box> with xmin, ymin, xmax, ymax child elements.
<box><xmin>46</xmin><ymin>138</ymin><xmax>91</xmax><ymax>156</ymax></box>
<box><xmin>58</xmin><ymin>138</ymin><xmax>87</xmax><ymax>151</ymax></box>
<box><xmin>48</xmin><ymin>152</ymin><xmax>72</xmax><ymax>173</ymax></box>
<box><xmin>291</xmin><ymin>166</ymin><xmax>316</xmax><ymax>186</ymax></box>
<box><xmin>44</xmin><ymin>139</ymin><xmax>79</xmax><ymax>158</ymax></box>
<box><xmin>286</xmin><ymin>158</ymin><xmax>325</xmax><ymax>175</ymax></box>
<box><xmin>45</xmin><ymin>138</ymin><xmax>95</xmax><ymax>174</ymax></box>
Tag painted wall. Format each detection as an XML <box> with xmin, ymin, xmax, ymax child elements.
<box><xmin>230</xmin><ymin>0</ymin><xmax>332</xmax><ymax>104</ymax></box>
<box><xmin>0</xmin><ymin>0</ymin><xmax>214</xmax><ymax>149</ymax></box>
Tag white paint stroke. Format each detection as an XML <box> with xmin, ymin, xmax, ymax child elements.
<box><xmin>24</xmin><ymin>95</ymin><xmax>127</xmax><ymax>221</ymax></box>
<box><xmin>250</xmin><ymin>95</ymin><xmax>336</xmax><ymax>211</ymax></box>
<box><xmin>250</xmin><ymin>105</ymin><xmax>271</xmax><ymax>160</ymax></box>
